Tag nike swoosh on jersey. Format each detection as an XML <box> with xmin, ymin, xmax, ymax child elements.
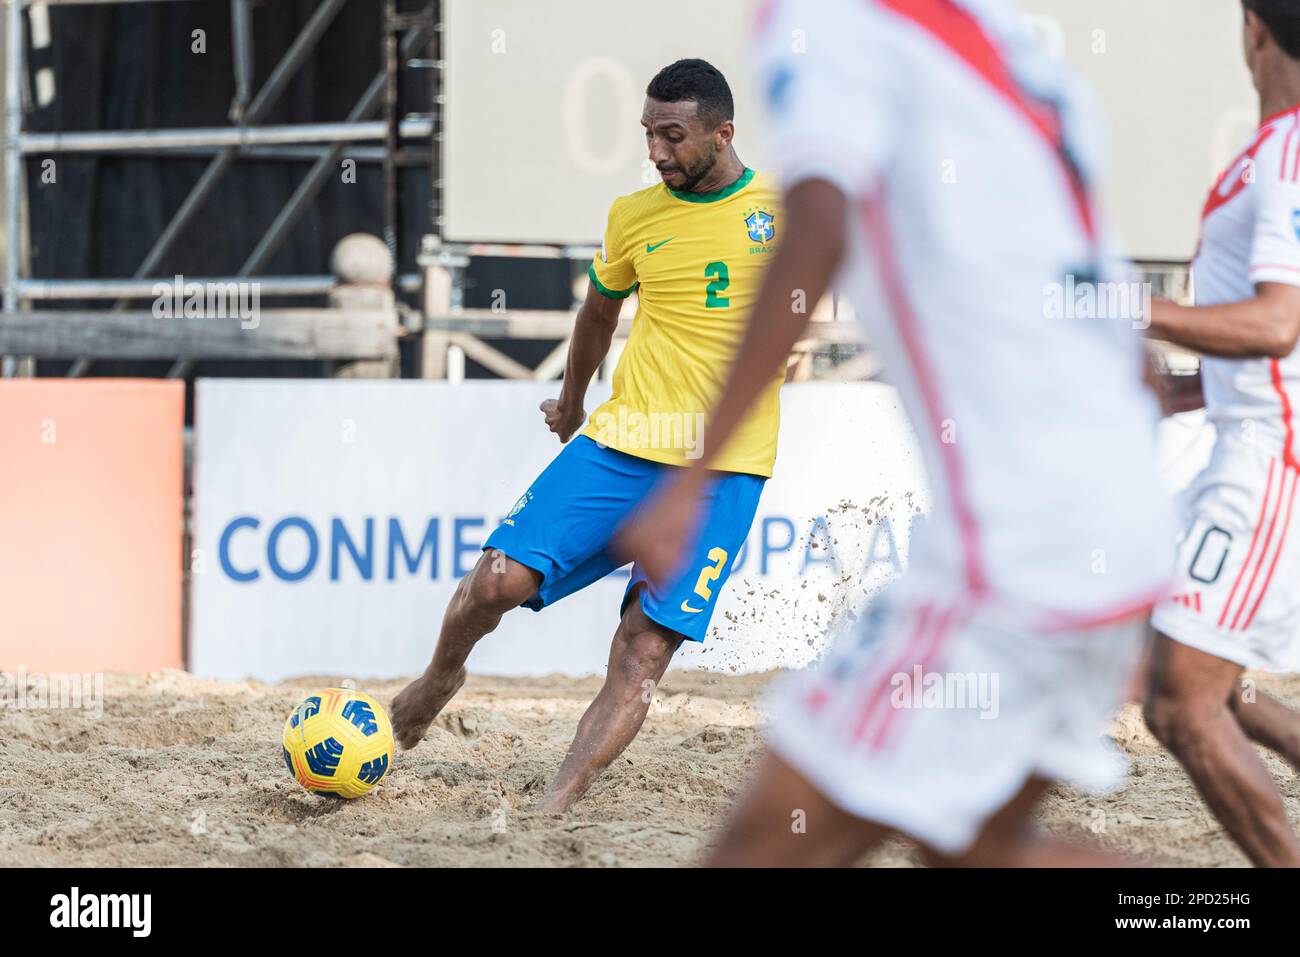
<box><xmin>646</xmin><ymin>238</ymin><xmax>675</xmax><ymax>253</ymax></box>
<box><xmin>680</xmin><ymin>600</ymin><xmax>704</xmax><ymax>614</ymax></box>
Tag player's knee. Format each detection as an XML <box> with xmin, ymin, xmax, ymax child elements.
<box><xmin>1142</xmin><ymin>688</ymin><xmax>1176</xmax><ymax>745</ymax></box>
<box><xmin>1143</xmin><ymin>659</ymin><xmax>1182</xmax><ymax>742</ymax></box>
<box><xmin>1142</xmin><ymin>685</ymin><xmax>1201</xmax><ymax>750</ymax></box>
<box><xmin>460</xmin><ymin>554</ymin><xmax>535</xmax><ymax>614</ymax></box>
<box><xmin>611</xmin><ymin>627</ymin><xmax>677</xmax><ymax>695</ymax></box>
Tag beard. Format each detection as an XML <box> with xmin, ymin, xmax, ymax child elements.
<box><xmin>667</xmin><ymin>151</ymin><xmax>718</xmax><ymax>193</ymax></box>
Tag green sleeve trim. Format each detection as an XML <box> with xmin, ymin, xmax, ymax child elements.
<box><xmin>588</xmin><ymin>262</ymin><xmax>638</xmax><ymax>300</ymax></box>
<box><xmin>667</xmin><ymin>166</ymin><xmax>755</xmax><ymax>203</ymax></box>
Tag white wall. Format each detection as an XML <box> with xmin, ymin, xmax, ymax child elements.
<box><xmin>444</xmin><ymin>0</ymin><xmax>1255</xmax><ymax>262</ymax></box>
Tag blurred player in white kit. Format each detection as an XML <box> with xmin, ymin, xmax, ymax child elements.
<box><xmin>1143</xmin><ymin>0</ymin><xmax>1300</xmax><ymax>867</ymax></box>
<box><xmin>620</xmin><ymin>0</ymin><xmax>1175</xmax><ymax>865</ymax></box>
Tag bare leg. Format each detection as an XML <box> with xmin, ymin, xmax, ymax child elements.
<box><xmin>1231</xmin><ymin>688</ymin><xmax>1300</xmax><ymax>773</ymax></box>
<box><xmin>536</xmin><ymin>589</ymin><xmax>682</xmax><ymax>813</ymax></box>
<box><xmin>390</xmin><ymin>550</ymin><xmax>540</xmax><ymax>750</ymax></box>
<box><xmin>921</xmin><ymin>777</ymin><xmax>1137</xmax><ymax>868</ymax></box>
<box><xmin>706</xmin><ymin>750</ymin><xmax>892</xmax><ymax>866</ymax></box>
<box><xmin>1143</xmin><ymin>632</ymin><xmax>1300</xmax><ymax>867</ymax></box>
<box><xmin>707</xmin><ymin>753</ymin><xmax>1132</xmax><ymax>868</ymax></box>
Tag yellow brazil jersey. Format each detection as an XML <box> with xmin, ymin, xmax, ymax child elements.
<box><xmin>585</xmin><ymin>167</ymin><xmax>783</xmax><ymax>478</ymax></box>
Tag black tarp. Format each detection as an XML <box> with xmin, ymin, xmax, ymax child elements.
<box><xmin>23</xmin><ymin>0</ymin><xmax>574</xmax><ymax>388</ymax></box>
<box><xmin>29</xmin><ymin>0</ymin><xmax>425</xmax><ymax>282</ymax></box>
<box><xmin>27</xmin><ymin>0</ymin><xmax>429</xmax><ymax>382</ymax></box>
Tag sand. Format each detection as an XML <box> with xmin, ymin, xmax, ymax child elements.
<box><xmin>3</xmin><ymin>667</ymin><xmax>1299</xmax><ymax>867</ymax></box>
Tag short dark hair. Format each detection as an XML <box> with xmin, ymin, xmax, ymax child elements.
<box><xmin>645</xmin><ymin>58</ymin><xmax>734</xmax><ymax>128</ymax></box>
<box><xmin>1245</xmin><ymin>0</ymin><xmax>1300</xmax><ymax>59</ymax></box>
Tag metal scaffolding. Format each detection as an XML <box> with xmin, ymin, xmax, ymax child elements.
<box><xmin>0</xmin><ymin>0</ymin><xmax>871</xmax><ymax>385</ymax></box>
<box><xmin>0</xmin><ymin>0</ymin><xmax>438</xmax><ymax>377</ymax></box>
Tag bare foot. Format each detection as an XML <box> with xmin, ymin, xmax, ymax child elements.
<box><xmin>533</xmin><ymin>795</ymin><xmax>570</xmax><ymax>815</ymax></box>
<box><xmin>390</xmin><ymin>668</ymin><xmax>467</xmax><ymax>750</ymax></box>
<box><xmin>534</xmin><ymin>784</ymin><xmax>581</xmax><ymax>815</ymax></box>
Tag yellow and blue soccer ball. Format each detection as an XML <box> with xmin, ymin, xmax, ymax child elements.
<box><xmin>282</xmin><ymin>688</ymin><xmax>394</xmax><ymax>799</ymax></box>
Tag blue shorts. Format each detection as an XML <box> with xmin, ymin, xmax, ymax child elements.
<box><xmin>483</xmin><ymin>435</ymin><xmax>765</xmax><ymax>642</ymax></box>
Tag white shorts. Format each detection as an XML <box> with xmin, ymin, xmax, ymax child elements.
<box><xmin>1151</xmin><ymin>440</ymin><xmax>1300</xmax><ymax>673</ymax></box>
<box><xmin>765</xmin><ymin>593</ymin><xmax>1146</xmax><ymax>856</ymax></box>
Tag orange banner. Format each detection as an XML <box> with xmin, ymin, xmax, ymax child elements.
<box><xmin>0</xmin><ymin>379</ymin><xmax>184</xmax><ymax>672</ymax></box>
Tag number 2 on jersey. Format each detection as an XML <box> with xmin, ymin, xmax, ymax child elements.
<box><xmin>705</xmin><ymin>261</ymin><xmax>729</xmax><ymax>308</ymax></box>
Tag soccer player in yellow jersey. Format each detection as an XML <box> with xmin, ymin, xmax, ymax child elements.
<box><xmin>391</xmin><ymin>59</ymin><xmax>783</xmax><ymax>811</ymax></box>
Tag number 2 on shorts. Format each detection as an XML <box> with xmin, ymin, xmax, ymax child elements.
<box><xmin>693</xmin><ymin>547</ymin><xmax>729</xmax><ymax>602</ymax></box>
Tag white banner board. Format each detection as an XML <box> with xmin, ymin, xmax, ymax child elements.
<box><xmin>191</xmin><ymin>380</ymin><xmax>930</xmax><ymax>681</ymax></box>
<box><xmin>192</xmin><ymin>380</ymin><xmax>1212</xmax><ymax>682</ymax></box>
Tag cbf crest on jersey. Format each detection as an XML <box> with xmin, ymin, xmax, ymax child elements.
<box><xmin>1292</xmin><ymin>209</ymin><xmax>1300</xmax><ymax>243</ymax></box>
<box><xmin>503</xmin><ymin>490</ymin><xmax>532</xmax><ymax>527</ymax></box>
<box><xmin>744</xmin><ymin>207</ymin><xmax>776</xmax><ymax>250</ymax></box>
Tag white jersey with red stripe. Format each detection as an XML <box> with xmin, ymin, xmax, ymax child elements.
<box><xmin>1192</xmin><ymin>106</ymin><xmax>1300</xmax><ymax>464</ymax></box>
<box><xmin>751</xmin><ymin>0</ymin><xmax>1175</xmax><ymax>853</ymax></box>
<box><xmin>756</xmin><ymin>0</ymin><xmax>1174</xmax><ymax>623</ymax></box>
<box><xmin>1150</xmin><ymin>106</ymin><xmax>1300</xmax><ymax>672</ymax></box>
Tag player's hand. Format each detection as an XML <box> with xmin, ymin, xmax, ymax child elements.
<box><xmin>539</xmin><ymin>398</ymin><xmax>584</xmax><ymax>443</ymax></box>
<box><xmin>1156</xmin><ymin>373</ymin><xmax>1205</xmax><ymax>416</ymax></box>
<box><xmin>615</xmin><ymin>472</ymin><xmax>702</xmax><ymax>587</ymax></box>
<box><xmin>1143</xmin><ymin>354</ymin><xmax>1204</xmax><ymax>416</ymax></box>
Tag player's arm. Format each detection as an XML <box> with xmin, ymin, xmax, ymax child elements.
<box><xmin>1147</xmin><ymin>285</ymin><xmax>1300</xmax><ymax>359</ymax></box>
<box><xmin>541</xmin><ymin>282</ymin><xmax>623</xmax><ymax>442</ymax></box>
<box><xmin>615</xmin><ymin>178</ymin><xmax>847</xmax><ymax>582</ymax></box>
<box><xmin>696</xmin><ymin>178</ymin><xmax>845</xmax><ymax>467</ymax></box>
<box><xmin>1151</xmin><ymin>150</ymin><xmax>1300</xmax><ymax>360</ymax></box>
<box><xmin>543</xmin><ymin>200</ymin><xmax>638</xmax><ymax>442</ymax></box>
